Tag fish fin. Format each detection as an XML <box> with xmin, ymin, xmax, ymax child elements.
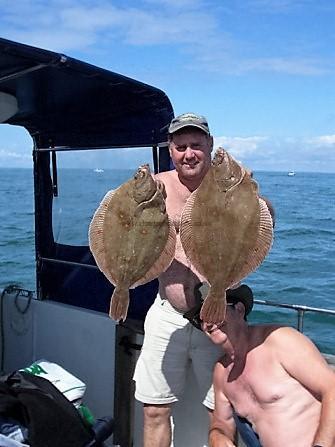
<box><xmin>200</xmin><ymin>290</ymin><xmax>227</xmax><ymax>324</ymax></box>
<box><xmin>180</xmin><ymin>191</ymin><xmax>206</xmax><ymax>276</ymax></box>
<box><xmin>109</xmin><ymin>287</ymin><xmax>129</xmax><ymax>321</ymax></box>
<box><xmin>229</xmin><ymin>197</ymin><xmax>273</xmax><ymax>285</ymax></box>
<box><xmin>89</xmin><ymin>189</ymin><xmax>116</xmax><ymax>278</ymax></box>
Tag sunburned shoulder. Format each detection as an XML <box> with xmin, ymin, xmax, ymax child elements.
<box><xmin>260</xmin><ymin>325</ymin><xmax>312</xmax><ymax>351</ymax></box>
<box><xmin>250</xmin><ymin>323</ymin><xmax>284</xmax><ymax>336</ymax></box>
<box><xmin>250</xmin><ymin>324</ymin><xmax>298</xmax><ymax>347</ymax></box>
<box><xmin>259</xmin><ymin>324</ymin><xmax>297</xmax><ymax>337</ymax></box>
<box><xmin>259</xmin><ymin>325</ymin><xmax>330</xmax><ymax>372</ymax></box>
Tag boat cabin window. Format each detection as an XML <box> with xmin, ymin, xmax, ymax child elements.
<box><xmin>37</xmin><ymin>146</ymin><xmax>161</xmax><ymax>320</ymax></box>
<box><xmin>0</xmin><ymin>125</ymin><xmax>35</xmax><ymax>292</ymax></box>
<box><xmin>53</xmin><ymin>148</ymin><xmax>155</xmax><ymax>246</ymax></box>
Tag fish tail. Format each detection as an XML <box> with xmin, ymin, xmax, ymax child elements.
<box><xmin>200</xmin><ymin>290</ymin><xmax>227</xmax><ymax>324</ymax></box>
<box><xmin>109</xmin><ymin>287</ymin><xmax>129</xmax><ymax>321</ymax></box>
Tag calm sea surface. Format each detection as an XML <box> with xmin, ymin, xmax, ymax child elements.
<box><xmin>0</xmin><ymin>168</ymin><xmax>334</xmax><ymax>353</ymax></box>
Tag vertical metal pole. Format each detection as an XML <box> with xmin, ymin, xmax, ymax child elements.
<box><xmin>158</xmin><ymin>144</ymin><xmax>172</xmax><ymax>172</ymax></box>
<box><xmin>297</xmin><ymin>309</ymin><xmax>305</xmax><ymax>332</ymax></box>
<box><xmin>51</xmin><ymin>150</ymin><xmax>58</xmax><ymax>197</ymax></box>
<box><xmin>152</xmin><ymin>145</ymin><xmax>158</xmax><ymax>174</ymax></box>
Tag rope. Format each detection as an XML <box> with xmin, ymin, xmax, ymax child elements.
<box><xmin>0</xmin><ymin>285</ymin><xmax>33</xmax><ymax>375</ymax></box>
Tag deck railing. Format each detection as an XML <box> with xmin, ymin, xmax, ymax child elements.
<box><xmin>254</xmin><ymin>299</ymin><xmax>335</xmax><ymax>332</ymax></box>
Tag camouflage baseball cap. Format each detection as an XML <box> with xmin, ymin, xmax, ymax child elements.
<box><xmin>168</xmin><ymin>112</ymin><xmax>210</xmax><ymax>135</ymax></box>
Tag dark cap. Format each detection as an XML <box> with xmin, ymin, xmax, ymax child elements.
<box><xmin>168</xmin><ymin>112</ymin><xmax>210</xmax><ymax>135</ymax></box>
<box><xmin>183</xmin><ymin>283</ymin><xmax>254</xmax><ymax>330</ymax></box>
<box><xmin>197</xmin><ymin>283</ymin><xmax>254</xmax><ymax>316</ymax></box>
<box><xmin>226</xmin><ymin>285</ymin><xmax>254</xmax><ymax>316</ymax></box>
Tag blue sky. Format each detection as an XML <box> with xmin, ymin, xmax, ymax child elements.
<box><xmin>0</xmin><ymin>0</ymin><xmax>335</xmax><ymax>172</ymax></box>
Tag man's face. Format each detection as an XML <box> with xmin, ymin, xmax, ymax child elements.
<box><xmin>201</xmin><ymin>304</ymin><xmax>238</xmax><ymax>345</ymax></box>
<box><xmin>169</xmin><ymin>128</ymin><xmax>213</xmax><ymax>181</ymax></box>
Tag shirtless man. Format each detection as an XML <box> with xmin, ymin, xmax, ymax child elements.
<box><xmin>201</xmin><ymin>286</ymin><xmax>335</xmax><ymax>447</ymax></box>
<box><xmin>133</xmin><ymin>112</ymin><xmax>222</xmax><ymax>446</ymax></box>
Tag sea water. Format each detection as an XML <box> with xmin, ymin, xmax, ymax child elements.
<box><xmin>0</xmin><ymin>168</ymin><xmax>334</xmax><ymax>353</ymax></box>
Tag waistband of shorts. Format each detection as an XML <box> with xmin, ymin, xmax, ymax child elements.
<box><xmin>154</xmin><ymin>294</ymin><xmax>186</xmax><ymax>315</ymax></box>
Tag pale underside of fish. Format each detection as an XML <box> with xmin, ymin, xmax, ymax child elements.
<box><xmin>89</xmin><ymin>164</ymin><xmax>176</xmax><ymax>321</ymax></box>
<box><xmin>180</xmin><ymin>148</ymin><xmax>273</xmax><ymax>323</ymax></box>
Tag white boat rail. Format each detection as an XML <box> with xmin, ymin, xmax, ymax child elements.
<box><xmin>254</xmin><ymin>298</ymin><xmax>335</xmax><ymax>332</ymax></box>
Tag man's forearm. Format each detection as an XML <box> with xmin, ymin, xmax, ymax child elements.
<box><xmin>313</xmin><ymin>392</ymin><xmax>335</xmax><ymax>447</ymax></box>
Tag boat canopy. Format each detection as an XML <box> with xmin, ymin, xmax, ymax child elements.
<box><xmin>0</xmin><ymin>37</ymin><xmax>174</xmax><ymax>150</ymax></box>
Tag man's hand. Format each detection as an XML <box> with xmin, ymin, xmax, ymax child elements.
<box><xmin>155</xmin><ymin>179</ymin><xmax>167</xmax><ymax>199</ymax></box>
<box><xmin>209</xmin><ymin>427</ymin><xmax>236</xmax><ymax>447</ymax></box>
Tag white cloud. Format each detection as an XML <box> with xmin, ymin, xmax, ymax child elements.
<box><xmin>58</xmin><ymin>4</ymin><xmax>217</xmax><ymax>46</ymax></box>
<box><xmin>0</xmin><ymin>149</ymin><xmax>32</xmax><ymax>167</ymax></box>
<box><xmin>0</xmin><ymin>0</ymin><xmax>332</xmax><ymax>75</ymax></box>
<box><xmin>60</xmin><ymin>6</ymin><xmax>125</xmax><ymax>32</ymax></box>
<box><xmin>236</xmin><ymin>57</ymin><xmax>331</xmax><ymax>76</ymax></box>
<box><xmin>306</xmin><ymin>135</ymin><xmax>335</xmax><ymax>147</ymax></box>
<box><xmin>214</xmin><ymin>135</ymin><xmax>269</xmax><ymax>157</ymax></box>
<box><xmin>0</xmin><ymin>1</ymin><xmax>217</xmax><ymax>47</ymax></box>
<box><xmin>8</xmin><ymin>29</ymin><xmax>97</xmax><ymax>52</ymax></box>
<box><xmin>211</xmin><ymin>134</ymin><xmax>335</xmax><ymax>173</ymax></box>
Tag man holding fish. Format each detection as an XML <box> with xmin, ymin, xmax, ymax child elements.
<box><xmin>133</xmin><ymin>112</ymin><xmax>224</xmax><ymax>446</ymax></box>
<box><xmin>197</xmin><ymin>286</ymin><xmax>335</xmax><ymax>447</ymax></box>
<box><xmin>133</xmin><ymin>112</ymin><xmax>273</xmax><ymax>446</ymax></box>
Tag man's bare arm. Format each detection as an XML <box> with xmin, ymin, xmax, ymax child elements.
<box><xmin>209</xmin><ymin>363</ymin><xmax>237</xmax><ymax>447</ymax></box>
<box><xmin>273</xmin><ymin>326</ymin><xmax>335</xmax><ymax>447</ymax></box>
<box><xmin>313</xmin><ymin>385</ymin><xmax>335</xmax><ymax>447</ymax></box>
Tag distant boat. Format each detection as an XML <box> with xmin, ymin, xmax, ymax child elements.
<box><xmin>288</xmin><ymin>171</ymin><xmax>295</xmax><ymax>176</ymax></box>
<box><xmin>94</xmin><ymin>168</ymin><xmax>104</xmax><ymax>173</ymax></box>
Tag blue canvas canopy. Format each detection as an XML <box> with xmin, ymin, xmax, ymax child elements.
<box><xmin>0</xmin><ymin>37</ymin><xmax>173</xmax><ymax>150</ymax></box>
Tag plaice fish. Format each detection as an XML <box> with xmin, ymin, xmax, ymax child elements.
<box><xmin>180</xmin><ymin>148</ymin><xmax>273</xmax><ymax>323</ymax></box>
<box><xmin>89</xmin><ymin>164</ymin><xmax>176</xmax><ymax>321</ymax></box>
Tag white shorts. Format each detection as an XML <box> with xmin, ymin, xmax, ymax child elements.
<box><xmin>133</xmin><ymin>295</ymin><xmax>222</xmax><ymax>409</ymax></box>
